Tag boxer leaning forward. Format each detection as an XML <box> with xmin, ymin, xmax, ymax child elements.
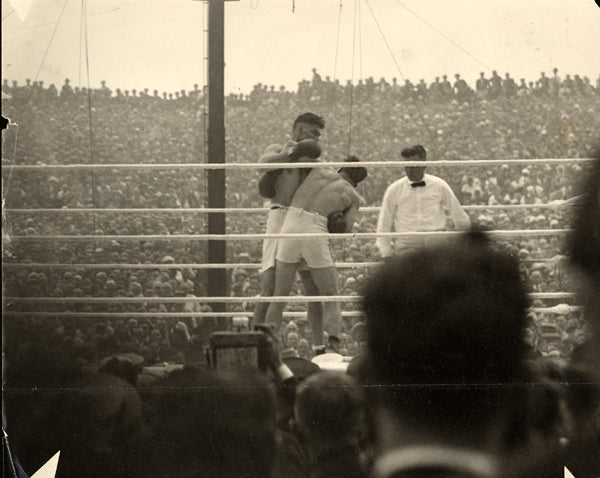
<box><xmin>264</xmin><ymin>164</ymin><xmax>363</xmax><ymax>342</ymax></box>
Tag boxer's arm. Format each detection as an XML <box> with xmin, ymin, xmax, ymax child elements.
<box><xmin>258</xmin><ymin>143</ymin><xmax>293</xmax><ymax>165</ymax></box>
<box><xmin>258</xmin><ymin>143</ymin><xmax>298</xmax><ymax>199</ymax></box>
<box><xmin>342</xmin><ymin>188</ymin><xmax>362</xmax><ymax>233</ymax></box>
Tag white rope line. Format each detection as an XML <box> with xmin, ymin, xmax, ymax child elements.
<box><xmin>8</xmin><ymin>229</ymin><xmax>571</xmax><ymax>241</ymax></box>
<box><xmin>5</xmin><ymin>292</ymin><xmax>578</xmax><ymax>303</ymax></box>
<box><xmin>5</xmin><ymin>296</ymin><xmax>360</xmax><ymax>304</ymax></box>
<box><xmin>0</xmin><ymin>307</ymin><xmax>584</xmax><ymax>318</ymax></box>
<box><xmin>1</xmin><ymin>311</ymin><xmax>359</xmax><ymax>318</ymax></box>
<box><xmin>525</xmin><ymin>307</ymin><xmax>583</xmax><ymax>314</ymax></box>
<box><xmin>2</xmin><ymin>202</ymin><xmax>575</xmax><ymax>214</ymax></box>
<box><xmin>2</xmin><ymin>263</ymin><xmax>264</xmax><ymax>269</ymax></box>
<box><xmin>2</xmin><ymin>257</ymin><xmax>559</xmax><ymax>269</ymax></box>
<box><xmin>2</xmin><ymin>307</ymin><xmax>580</xmax><ymax>318</ymax></box>
<box><xmin>6</xmin><ymin>157</ymin><xmax>595</xmax><ymax>171</ymax></box>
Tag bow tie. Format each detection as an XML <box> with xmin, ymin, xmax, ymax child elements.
<box><xmin>411</xmin><ymin>181</ymin><xmax>426</xmax><ymax>188</ymax></box>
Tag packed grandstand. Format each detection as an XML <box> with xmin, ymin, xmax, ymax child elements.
<box><xmin>2</xmin><ymin>70</ymin><xmax>600</xmax><ymax>366</ymax></box>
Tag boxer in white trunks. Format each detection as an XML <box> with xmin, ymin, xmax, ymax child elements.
<box><xmin>264</xmin><ymin>164</ymin><xmax>363</xmax><ymax>341</ymax></box>
<box><xmin>252</xmin><ymin>113</ymin><xmax>325</xmax><ymax>335</ymax></box>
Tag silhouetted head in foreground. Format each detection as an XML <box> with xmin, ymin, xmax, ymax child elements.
<box><xmin>125</xmin><ymin>366</ymin><xmax>277</xmax><ymax>478</ymax></box>
<box><xmin>360</xmin><ymin>231</ymin><xmax>531</xmax><ymax>472</ymax></box>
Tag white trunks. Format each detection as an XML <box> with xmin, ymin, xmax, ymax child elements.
<box><xmin>261</xmin><ymin>205</ymin><xmax>287</xmax><ymax>272</ymax></box>
<box><xmin>276</xmin><ymin>206</ymin><xmax>334</xmax><ymax>269</ymax></box>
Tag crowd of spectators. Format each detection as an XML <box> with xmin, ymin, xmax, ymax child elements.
<box><xmin>3</xmin><ymin>70</ymin><xmax>600</xmax><ymax>477</ymax></box>
<box><xmin>2</xmin><ymin>69</ymin><xmax>600</xmax><ymax>365</ymax></box>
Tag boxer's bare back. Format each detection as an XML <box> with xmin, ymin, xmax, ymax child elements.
<box><xmin>291</xmin><ymin>167</ymin><xmax>361</xmax><ymax>230</ymax></box>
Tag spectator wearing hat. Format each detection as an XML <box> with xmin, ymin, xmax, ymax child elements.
<box><xmin>476</xmin><ymin>72</ymin><xmax>489</xmax><ymax>99</ymax></box>
<box><xmin>427</xmin><ymin>77</ymin><xmax>442</xmax><ymax>102</ymax></box>
<box><xmin>440</xmin><ymin>75</ymin><xmax>453</xmax><ymax>99</ymax></box>
<box><xmin>550</xmin><ymin>68</ymin><xmax>561</xmax><ymax>97</ymax></box>
<box><xmin>376</xmin><ymin>145</ymin><xmax>470</xmax><ymax>257</ymax></box>
<box><xmin>537</xmin><ymin>72</ymin><xmax>550</xmax><ymax>95</ymax></box>
<box><xmin>503</xmin><ymin>73</ymin><xmax>518</xmax><ymax>97</ymax></box>
<box><xmin>294</xmin><ymin>316</ymin><xmax>309</xmax><ymax>337</ymax></box>
<box><xmin>454</xmin><ymin>73</ymin><xmax>472</xmax><ymax>102</ymax></box>
<box><xmin>489</xmin><ymin>70</ymin><xmax>503</xmax><ymax>99</ymax></box>
<box><xmin>60</xmin><ymin>78</ymin><xmax>73</xmax><ymax>98</ymax></box>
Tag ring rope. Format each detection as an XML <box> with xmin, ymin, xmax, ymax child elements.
<box><xmin>7</xmin><ymin>229</ymin><xmax>572</xmax><ymax>242</ymax></box>
<box><xmin>10</xmin><ymin>229</ymin><xmax>572</xmax><ymax>241</ymax></box>
<box><xmin>1</xmin><ymin>257</ymin><xmax>563</xmax><ymax>269</ymax></box>
<box><xmin>1</xmin><ymin>307</ymin><xmax>583</xmax><ymax>319</ymax></box>
<box><xmin>2</xmin><ymin>202</ymin><xmax>576</xmax><ymax>214</ymax></box>
<box><xmin>2</xmin><ymin>311</ymin><xmax>356</xmax><ymax>318</ymax></box>
<box><xmin>5</xmin><ymin>292</ymin><xmax>578</xmax><ymax>303</ymax></box>
<box><xmin>5</xmin><ymin>157</ymin><xmax>595</xmax><ymax>171</ymax></box>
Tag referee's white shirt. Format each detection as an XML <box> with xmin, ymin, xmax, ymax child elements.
<box><xmin>376</xmin><ymin>173</ymin><xmax>471</xmax><ymax>257</ymax></box>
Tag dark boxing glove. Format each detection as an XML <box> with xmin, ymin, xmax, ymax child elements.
<box><xmin>327</xmin><ymin>211</ymin><xmax>347</xmax><ymax>233</ymax></box>
<box><xmin>258</xmin><ymin>170</ymin><xmax>282</xmax><ymax>198</ymax></box>
<box><xmin>289</xmin><ymin>139</ymin><xmax>321</xmax><ymax>161</ymax></box>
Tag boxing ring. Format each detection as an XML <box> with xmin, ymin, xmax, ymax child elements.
<box><xmin>3</xmin><ymin>157</ymin><xmax>592</xmax><ymax>324</ymax></box>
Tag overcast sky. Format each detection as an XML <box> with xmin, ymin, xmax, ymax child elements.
<box><xmin>2</xmin><ymin>0</ymin><xmax>600</xmax><ymax>95</ymax></box>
